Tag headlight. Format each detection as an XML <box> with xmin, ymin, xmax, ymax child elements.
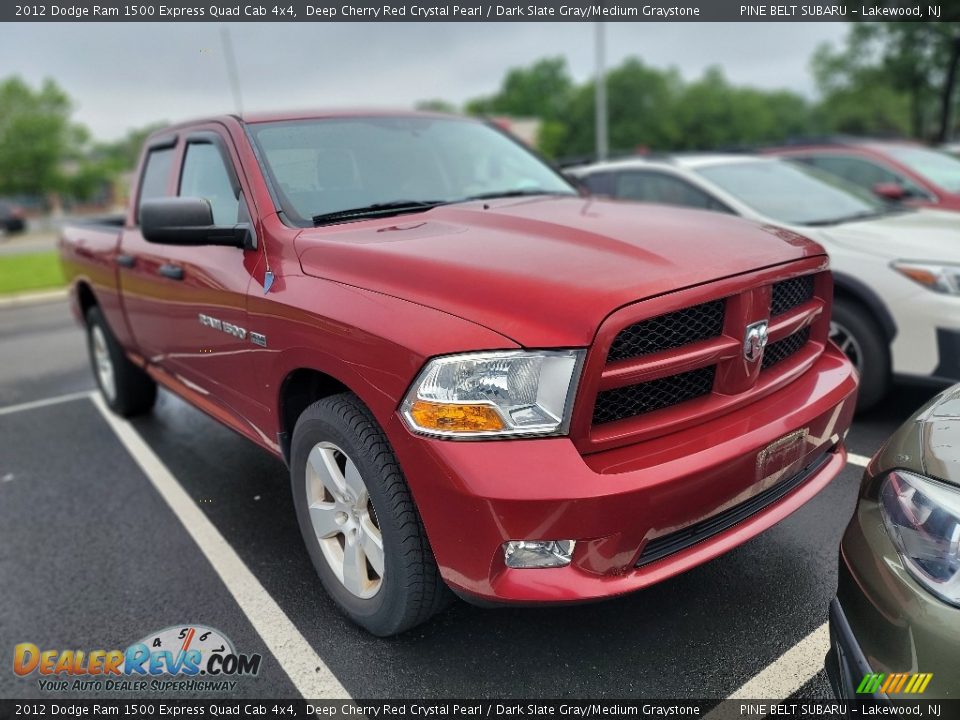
<box><xmin>880</xmin><ymin>470</ymin><xmax>960</xmax><ymax>606</ymax></box>
<box><xmin>400</xmin><ymin>350</ymin><xmax>585</xmax><ymax>438</ymax></box>
<box><xmin>891</xmin><ymin>261</ymin><xmax>960</xmax><ymax>295</ymax></box>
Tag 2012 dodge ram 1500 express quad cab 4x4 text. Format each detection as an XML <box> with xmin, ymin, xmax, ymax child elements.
<box><xmin>60</xmin><ymin>111</ymin><xmax>857</xmax><ymax>636</ymax></box>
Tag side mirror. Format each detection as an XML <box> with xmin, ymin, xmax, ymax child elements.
<box><xmin>872</xmin><ymin>182</ymin><xmax>907</xmax><ymax>202</ymax></box>
<box><xmin>140</xmin><ymin>197</ymin><xmax>255</xmax><ymax>249</ymax></box>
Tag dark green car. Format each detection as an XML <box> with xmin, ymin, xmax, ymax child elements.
<box><xmin>828</xmin><ymin>384</ymin><xmax>960</xmax><ymax>700</ymax></box>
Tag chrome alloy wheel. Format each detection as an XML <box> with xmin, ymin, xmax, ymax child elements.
<box><xmin>305</xmin><ymin>442</ymin><xmax>384</xmax><ymax>599</ymax></box>
<box><xmin>829</xmin><ymin>320</ymin><xmax>864</xmax><ymax>373</ymax></box>
<box><xmin>91</xmin><ymin>324</ymin><xmax>117</xmax><ymax>403</ymax></box>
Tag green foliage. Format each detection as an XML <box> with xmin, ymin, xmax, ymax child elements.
<box><xmin>814</xmin><ymin>21</ymin><xmax>960</xmax><ymax>140</ymax></box>
<box><xmin>466</xmin><ymin>57</ymin><xmax>815</xmax><ymax>159</ymax></box>
<box><xmin>0</xmin><ymin>75</ymin><xmax>164</xmax><ymax>201</ymax></box>
<box><xmin>465</xmin><ymin>57</ymin><xmax>574</xmax><ymax>121</ymax></box>
<box><xmin>0</xmin><ymin>77</ymin><xmax>75</xmax><ymax>196</ymax></box>
<box><xmin>93</xmin><ymin>122</ymin><xmax>167</xmax><ymax>174</ymax></box>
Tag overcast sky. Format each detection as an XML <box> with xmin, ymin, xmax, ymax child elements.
<box><xmin>2</xmin><ymin>22</ymin><xmax>849</xmax><ymax>140</ymax></box>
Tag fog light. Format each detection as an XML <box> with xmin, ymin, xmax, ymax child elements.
<box><xmin>503</xmin><ymin>540</ymin><xmax>576</xmax><ymax>569</ymax></box>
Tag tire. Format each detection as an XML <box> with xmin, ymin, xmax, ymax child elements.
<box><xmin>290</xmin><ymin>393</ymin><xmax>451</xmax><ymax>636</ymax></box>
<box><xmin>829</xmin><ymin>298</ymin><xmax>890</xmax><ymax>411</ymax></box>
<box><xmin>85</xmin><ymin>306</ymin><xmax>157</xmax><ymax>417</ymax></box>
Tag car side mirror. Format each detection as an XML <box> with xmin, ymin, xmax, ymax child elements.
<box><xmin>872</xmin><ymin>182</ymin><xmax>907</xmax><ymax>202</ymax></box>
<box><xmin>140</xmin><ymin>197</ymin><xmax>256</xmax><ymax>250</ymax></box>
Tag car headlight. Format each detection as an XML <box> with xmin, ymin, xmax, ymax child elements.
<box><xmin>891</xmin><ymin>261</ymin><xmax>960</xmax><ymax>295</ymax></box>
<box><xmin>880</xmin><ymin>469</ymin><xmax>960</xmax><ymax>606</ymax></box>
<box><xmin>400</xmin><ymin>350</ymin><xmax>585</xmax><ymax>438</ymax></box>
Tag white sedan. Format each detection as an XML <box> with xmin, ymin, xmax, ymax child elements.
<box><xmin>570</xmin><ymin>155</ymin><xmax>960</xmax><ymax>409</ymax></box>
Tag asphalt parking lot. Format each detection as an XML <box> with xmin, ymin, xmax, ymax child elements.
<box><xmin>0</xmin><ymin>299</ymin><xmax>943</xmax><ymax>701</ymax></box>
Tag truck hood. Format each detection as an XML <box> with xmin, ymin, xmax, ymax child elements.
<box><xmin>296</xmin><ymin>196</ymin><xmax>824</xmax><ymax>347</ymax></box>
<box><xmin>812</xmin><ymin>209</ymin><xmax>960</xmax><ymax>262</ymax></box>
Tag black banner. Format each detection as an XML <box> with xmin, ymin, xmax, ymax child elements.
<box><xmin>0</xmin><ymin>700</ymin><xmax>958</xmax><ymax>719</ymax></box>
<box><xmin>1</xmin><ymin>1</ymin><xmax>955</xmax><ymax>23</ymax></box>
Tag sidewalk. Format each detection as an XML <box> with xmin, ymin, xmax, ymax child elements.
<box><xmin>0</xmin><ymin>230</ymin><xmax>59</xmax><ymax>256</ymax></box>
<box><xmin>0</xmin><ymin>288</ymin><xmax>68</xmax><ymax>309</ymax></box>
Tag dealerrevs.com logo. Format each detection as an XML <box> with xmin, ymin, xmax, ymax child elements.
<box><xmin>13</xmin><ymin>624</ymin><xmax>262</xmax><ymax>693</ymax></box>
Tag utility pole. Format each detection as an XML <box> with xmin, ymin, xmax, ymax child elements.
<box><xmin>594</xmin><ymin>22</ymin><xmax>609</xmax><ymax>161</ymax></box>
<box><xmin>220</xmin><ymin>25</ymin><xmax>244</xmax><ymax>115</ymax></box>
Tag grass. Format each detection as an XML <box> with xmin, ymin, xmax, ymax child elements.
<box><xmin>0</xmin><ymin>250</ymin><xmax>66</xmax><ymax>295</ymax></box>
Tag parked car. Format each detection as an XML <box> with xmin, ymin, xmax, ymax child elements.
<box><xmin>0</xmin><ymin>199</ymin><xmax>26</xmax><ymax>234</ymax></box>
<box><xmin>60</xmin><ymin>112</ymin><xmax>857</xmax><ymax>635</ymax></box>
<box><xmin>827</xmin><ymin>383</ymin><xmax>960</xmax><ymax>700</ymax></box>
<box><xmin>571</xmin><ymin>155</ymin><xmax>960</xmax><ymax>409</ymax></box>
<box><xmin>766</xmin><ymin>140</ymin><xmax>960</xmax><ymax>212</ymax></box>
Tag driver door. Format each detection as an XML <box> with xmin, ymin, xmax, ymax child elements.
<box><xmin>120</xmin><ymin>127</ymin><xmax>265</xmax><ymax>423</ymax></box>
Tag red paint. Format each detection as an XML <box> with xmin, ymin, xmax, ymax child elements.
<box><xmin>60</xmin><ymin>112</ymin><xmax>857</xmax><ymax>603</ymax></box>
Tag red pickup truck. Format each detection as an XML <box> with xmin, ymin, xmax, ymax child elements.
<box><xmin>61</xmin><ymin>111</ymin><xmax>858</xmax><ymax>635</ymax></box>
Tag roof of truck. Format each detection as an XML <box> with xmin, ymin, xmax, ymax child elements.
<box><xmin>153</xmin><ymin>109</ymin><xmax>469</xmax><ymax>135</ymax></box>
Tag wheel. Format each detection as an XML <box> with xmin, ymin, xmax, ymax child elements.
<box><xmin>829</xmin><ymin>298</ymin><xmax>890</xmax><ymax>411</ymax></box>
<box><xmin>85</xmin><ymin>306</ymin><xmax>157</xmax><ymax>416</ymax></box>
<box><xmin>290</xmin><ymin>393</ymin><xmax>450</xmax><ymax>636</ymax></box>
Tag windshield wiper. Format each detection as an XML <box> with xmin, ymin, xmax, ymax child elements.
<box><xmin>455</xmin><ymin>189</ymin><xmax>573</xmax><ymax>203</ymax></box>
<box><xmin>312</xmin><ymin>200</ymin><xmax>445</xmax><ymax>226</ymax></box>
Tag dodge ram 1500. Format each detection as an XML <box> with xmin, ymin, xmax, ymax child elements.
<box><xmin>60</xmin><ymin>111</ymin><xmax>858</xmax><ymax>635</ymax></box>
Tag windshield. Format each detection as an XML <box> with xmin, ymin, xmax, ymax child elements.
<box><xmin>695</xmin><ymin>159</ymin><xmax>890</xmax><ymax>226</ymax></box>
<box><xmin>248</xmin><ymin>116</ymin><xmax>576</xmax><ymax>225</ymax></box>
<box><xmin>882</xmin><ymin>145</ymin><xmax>960</xmax><ymax>193</ymax></box>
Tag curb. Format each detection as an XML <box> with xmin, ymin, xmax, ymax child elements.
<box><xmin>0</xmin><ymin>288</ymin><xmax>68</xmax><ymax>309</ymax></box>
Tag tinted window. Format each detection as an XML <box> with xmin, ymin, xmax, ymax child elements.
<box><xmin>579</xmin><ymin>172</ymin><xmax>615</xmax><ymax>196</ymax></box>
<box><xmin>179</xmin><ymin>143</ymin><xmax>240</xmax><ymax>225</ymax></box>
<box><xmin>615</xmin><ymin>170</ymin><xmax>728</xmax><ymax>212</ymax></box>
<box><xmin>137</xmin><ymin>148</ymin><xmax>175</xmax><ymax>209</ymax></box>
<box><xmin>800</xmin><ymin>155</ymin><xmax>928</xmax><ymax>199</ymax></box>
<box><xmin>248</xmin><ymin>117</ymin><xmax>575</xmax><ymax>224</ymax></box>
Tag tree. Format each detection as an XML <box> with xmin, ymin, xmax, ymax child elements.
<box><xmin>557</xmin><ymin>58</ymin><xmax>684</xmax><ymax>158</ymax></box>
<box><xmin>465</xmin><ymin>57</ymin><xmax>574</xmax><ymax>121</ymax></box>
<box><xmin>672</xmin><ymin>67</ymin><xmax>815</xmax><ymax>150</ymax></box>
<box><xmin>0</xmin><ymin>77</ymin><xmax>77</xmax><ymax>196</ymax></box>
<box><xmin>814</xmin><ymin>21</ymin><xmax>960</xmax><ymax>141</ymax></box>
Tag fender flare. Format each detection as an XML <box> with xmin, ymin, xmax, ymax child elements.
<box><xmin>831</xmin><ymin>271</ymin><xmax>898</xmax><ymax>344</ymax></box>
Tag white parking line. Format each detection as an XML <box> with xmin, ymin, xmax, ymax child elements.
<box><xmin>91</xmin><ymin>394</ymin><xmax>351</xmax><ymax>700</ymax></box>
<box><xmin>847</xmin><ymin>453</ymin><xmax>871</xmax><ymax>468</ymax></box>
<box><xmin>703</xmin><ymin>623</ymin><xmax>829</xmax><ymax>717</ymax></box>
<box><xmin>0</xmin><ymin>390</ymin><xmax>94</xmax><ymax>417</ymax></box>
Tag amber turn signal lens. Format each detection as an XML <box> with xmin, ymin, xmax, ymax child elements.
<box><xmin>896</xmin><ymin>266</ymin><xmax>939</xmax><ymax>287</ymax></box>
<box><xmin>408</xmin><ymin>400</ymin><xmax>505</xmax><ymax>433</ymax></box>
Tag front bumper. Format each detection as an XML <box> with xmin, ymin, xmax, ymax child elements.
<box><xmin>891</xmin><ymin>288</ymin><xmax>960</xmax><ymax>381</ymax></box>
<box><xmin>833</xmin><ymin>481</ymin><xmax>960</xmax><ymax>699</ymax></box>
<box><xmin>388</xmin><ymin>342</ymin><xmax>857</xmax><ymax>602</ymax></box>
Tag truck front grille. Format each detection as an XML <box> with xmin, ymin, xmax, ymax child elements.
<box><xmin>771</xmin><ymin>275</ymin><xmax>814</xmax><ymax>317</ymax></box>
<box><xmin>584</xmin><ymin>269</ymin><xmax>828</xmax><ymax>443</ymax></box>
<box><xmin>593</xmin><ymin>366</ymin><xmax>715</xmax><ymax>425</ymax></box>
<box><xmin>606</xmin><ymin>300</ymin><xmax>725</xmax><ymax>363</ymax></box>
<box><xmin>762</xmin><ymin>327</ymin><xmax>810</xmax><ymax>371</ymax></box>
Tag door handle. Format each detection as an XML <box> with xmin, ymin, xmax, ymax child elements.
<box><xmin>116</xmin><ymin>254</ymin><xmax>136</xmax><ymax>268</ymax></box>
<box><xmin>158</xmin><ymin>263</ymin><xmax>184</xmax><ymax>281</ymax></box>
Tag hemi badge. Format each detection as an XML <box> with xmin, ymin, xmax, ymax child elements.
<box><xmin>251</xmin><ymin>332</ymin><xmax>267</xmax><ymax>347</ymax></box>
